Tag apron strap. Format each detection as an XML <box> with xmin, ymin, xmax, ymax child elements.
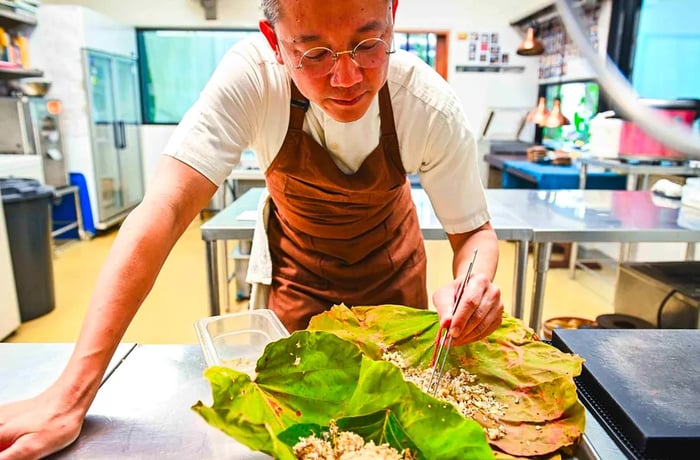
<box><xmin>289</xmin><ymin>80</ymin><xmax>309</xmax><ymax>130</ymax></box>
<box><xmin>378</xmin><ymin>84</ymin><xmax>395</xmax><ymax>137</ymax></box>
<box><xmin>378</xmin><ymin>84</ymin><xmax>405</xmax><ymax>175</ymax></box>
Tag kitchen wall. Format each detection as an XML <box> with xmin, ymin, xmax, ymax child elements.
<box><xmin>37</xmin><ymin>2</ymin><xmax>691</xmax><ymax>263</ymax></box>
<box><xmin>41</xmin><ymin>0</ymin><xmax>544</xmax><ymax>185</ymax></box>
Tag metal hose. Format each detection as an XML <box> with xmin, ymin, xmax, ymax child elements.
<box><xmin>555</xmin><ymin>0</ymin><xmax>700</xmax><ymax>158</ymax></box>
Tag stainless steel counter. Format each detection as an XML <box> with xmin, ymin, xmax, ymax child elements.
<box><xmin>200</xmin><ymin>187</ymin><xmax>532</xmax><ymax>319</ymax></box>
<box><xmin>0</xmin><ymin>343</ymin><xmax>626</xmax><ymax>459</ymax></box>
<box><xmin>487</xmin><ymin>189</ymin><xmax>700</xmax><ymax>331</ymax></box>
<box><xmin>201</xmin><ymin>187</ymin><xmax>700</xmax><ymax>335</ymax></box>
<box><xmin>52</xmin><ymin>345</ymin><xmax>265</xmax><ymax>459</ymax></box>
<box><xmin>578</xmin><ymin>157</ymin><xmax>700</xmax><ymax>190</ymax></box>
<box><xmin>0</xmin><ymin>343</ymin><xmax>136</xmax><ymax>403</ymax></box>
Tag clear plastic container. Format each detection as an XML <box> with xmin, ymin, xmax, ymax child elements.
<box><xmin>681</xmin><ymin>177</ymin><xmax>700</xmax><ymax>209</ymax></box>
<box><xmin>194</xmin><ymin>310</ymin><xmax>289</xmax><ymax>375</ymax></box>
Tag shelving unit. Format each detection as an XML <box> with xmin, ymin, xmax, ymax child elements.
<box><xmin>0</xmin><ymin>7</ymin><xmax>40</xmax><ymax>79</ymax></box>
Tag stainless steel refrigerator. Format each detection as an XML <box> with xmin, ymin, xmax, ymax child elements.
<box><xmin>83</xmin><ymin>49</ymin><xmax>144</xmax><ymax>229</ymax></box>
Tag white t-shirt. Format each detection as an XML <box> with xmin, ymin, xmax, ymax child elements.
<box><xmin>164</xmin><ymin>34</ymin><xmax>489</xmax><ymax>234</ymax></box>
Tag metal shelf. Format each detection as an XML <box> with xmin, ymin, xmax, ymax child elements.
<box><xmin>455</xmin><ymin>65</ymin><xmax>525</xmax><ymax>74</ymax></box>
<box><xmin>0</xmin><ymin>67</ymin><xmax>43</xmax><ymax>80</ymax></box>
<box><xmin>0</xmin><ymin>9</ymin><xmax>37</xmax><ymax>27</ymax></box>
<box><xmin>509</xmin><ymin>0</ymin><xmax>595</xmax><ymax>28</ymax></box>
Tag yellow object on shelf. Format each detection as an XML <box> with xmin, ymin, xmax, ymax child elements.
<box><xmin>13</xmin><ymin>36</ymin><xmax>29</xmax><ymax>69</ymax></box>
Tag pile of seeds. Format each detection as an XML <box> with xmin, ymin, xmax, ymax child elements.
<box><xmin>293</xmin><ymin>420</ymin><xmax>414</xmax><ymax>459</ymax></box>
<box><xmin>382</xmin><ymin>350</ymin><xmax>508</xmax><ymax>440</ymax></box>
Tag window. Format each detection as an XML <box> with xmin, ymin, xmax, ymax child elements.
<box><xmin>395</xmin><ymin>32</ymin><xmax>436</xmax><ymax>66</ymax></box>
<box><xmin>631</xmin><ymin>0</ymin><xmax>700</xmax><ymax>100</ymax></box>
<box><xmin>608</xmin><ymin>0</ymin><xmax>700</xmax><ymax>101</ymax></box>
<box><xmin>137</xmin><ymin>28</ymin><xmax>450</xmax><ymax>123</ymax></box>
<box><xmin>137</xmin><ymin>29</ymin><xmax>258</xmax><ymax>124</ymax></box>
<box><xmin>395</xmin><ymin>30</ymin><xmax>449</xmax><ymax>79</ymax></box>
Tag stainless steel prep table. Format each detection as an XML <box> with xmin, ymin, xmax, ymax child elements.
<box><xmin>200</xmin><ymin>187</ymin><xmax>533</xmax><ymax>320</ymax></box>
<box><xmin>0</xmin><ymin>343</ymin><xmax>136</xmax><ymax>403</ymax></box>
<box><xmin>51</xmin><ymin>344</ymin><xmax>267</xmax><ymax>459</ymax></box>
<box><xmin>0</xmin><ymin>343</ymin><xmax>624</xmax><ymax>459</ymax></box>
<box><xmin>0</xmin><ymin>344</ymin><xmax>624</xmax><ymax>460</ymax></box>
<box><xmin>573</xmin><ymin>157</ymin><xmax>699</xmax><ymax>274</ymax></box>
<box><xmin>577</xmin><ymin>156</ymin><xmax>700</xmax><ymax>191</ymax></box>
<box><xmin>487</xmin><ymin>189</ymin><xmax>700</xmax><ymax>332</ymax></box>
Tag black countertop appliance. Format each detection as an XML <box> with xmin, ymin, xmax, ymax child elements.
<box><xmin>552</xmin><ymin>329</ymin><xmax>700</xmax><ymax>459</ymax></box>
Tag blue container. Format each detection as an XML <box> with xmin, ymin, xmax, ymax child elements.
<box><xmin>52</xmin><ymin>172</ymin><xmax>96</xmax><ymax>238</ymax></box>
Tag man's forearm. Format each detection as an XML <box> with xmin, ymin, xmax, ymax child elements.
<box><xmin>52</xmin><ymin>157</ymin><xmax>217</xmax><ymax>411</ymax></box>
<box><xmin>448</xmin><ymin>222</ymin><xmax>499</xmax><ymax>282</ymax></box>
<box><xmin>55</xmin><ymin>200</ymin><xmax>188</xmax><ymax>409</ymax></box>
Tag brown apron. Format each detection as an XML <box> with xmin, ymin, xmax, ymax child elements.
<box><xmin>265</xmin><ymin>82</ymin><xmax>428</xmax><ymax>332</ymax></box>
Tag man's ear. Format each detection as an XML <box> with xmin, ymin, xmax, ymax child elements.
<box><xmin>259</xmin><ymin>19</ymin><xmax>283</xmax><ymax>64</ymax></box>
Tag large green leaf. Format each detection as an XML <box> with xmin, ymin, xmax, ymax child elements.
<box><xmin>193</xmin><ymin>330</ymin><xmax>493</xmax><ymax>460</ymax></box>
<box><xmin>308</xmin><ymin>305</ymin><xmax>586</xmax><ymax>457</ymax></box>
<box><xmin>277</xmin><ymin>410</ymin><xmax>424</xmax><ymax>458</ymax></box>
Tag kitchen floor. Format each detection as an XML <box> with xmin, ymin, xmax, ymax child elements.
<box><xmin>4</xmin><ymin>216</ymin><xmax>617</xmax><ymax>344</ymax></box>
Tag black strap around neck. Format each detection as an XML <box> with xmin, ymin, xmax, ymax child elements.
<box><xmin>288</xmin><ymin>81</ymin><xmax>309</xmax><ymax>130</ymax></box>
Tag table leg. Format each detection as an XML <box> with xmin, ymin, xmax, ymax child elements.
<box><xmin>511</xmin><ymin>240</ymin><xmax>528</xmax><ymax>320</ymax></box>
<box><xmin>628</xmin><ymin>173</ymin><xmax>640</xmax><ymax>190</ymax></box>
<box><xmin>71</xmin><ymin>187</ymin><xmax>90</xmax><ymax>240</ymax></box>
<box><xmin>622</xmin><ymin>174</ymin><xmax>645</xmax><ymax>261</ymax></box>
<box><xmin>207</xmin><ymin>240</ymin><xmax>236</xmax><ymax>315</ymax></box>
<box><xmin>570</xmin><ymin>164</ymin><xmax>588</xmax><ymax>280</ymax></box>
<box><xmin>220</xmin><ymin>240</ymin><xmax>231</xmax><ymax>313</ymax></box>
<box><xmin>529</xmin><ymin>242</ymin><xmax>552</xmax><ymax>332</ymax></box>
<box><xmin>640</xmin><ymin>174</ymin><xmax>650</xmax><ymax>190</ymax></box>
<box><xmin>578</xmin><ymin>163</ymin><xmax>588</xmax><ymax>189</ymax></box>
<box><xmin>568</xmin><ymin>242</ymin><xmax>579</xmax><ymax>279</ymax></box>
<box><xmin>205</xmin><ymin>240</ymin><xmax>219</xmax><ymax>316</ymax></box>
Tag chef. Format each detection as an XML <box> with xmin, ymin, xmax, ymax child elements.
<box><xmin>0</xmin><ymin>0</ymin><xmax>503</xmax><ymax>458</ymax></box>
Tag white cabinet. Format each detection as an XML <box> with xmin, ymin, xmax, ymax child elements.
<box><xmin>0</xmin><ymin>201</ymin><xmax>21</xmax><ymax>340</ymax></box>
<box><xmin>29</xmin><ymin>5</ymin><xmax>144</xmax><ymax>230</ymax></box>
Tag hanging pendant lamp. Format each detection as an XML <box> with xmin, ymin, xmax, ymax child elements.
<box><xmin>527</xmin><ymin>96</ymin><xmax>550</xmax><ymax>126</ymax></box>
<box><xmin>517</xmin><ymin>27</ymin><xmax>545</xmax><ymax>56</ymax></box>
<box><xmin>542</xmin><ymin>25</ymin><xmax>571</xmax><ymax>129</ymax></box>
<box><xmin>544</xmin><ymin>98</ymin><xmax>570</xmax><ymax>128</ymax></box>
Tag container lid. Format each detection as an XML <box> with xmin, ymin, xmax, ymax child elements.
<box><xmin>0</xmin><ymin>178</ymin><xmax>54</xmax><ymax>203</ymax></box>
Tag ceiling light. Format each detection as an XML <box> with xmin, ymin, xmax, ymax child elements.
<box><xmin>517</xmin><ymin>27</ymin><xmax>545</xmax><ymax>56</ymax></box>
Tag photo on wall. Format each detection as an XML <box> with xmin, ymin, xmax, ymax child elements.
<box><xmin>490</xmin><ymin>44</ymin><xmax>500</xmax><ymax>64</ymax></box>
<box><xmin>468</xmin><ymin>42</ymin><xmax>477</xmax><ymax>61</ymax></box>
<box><xmin>466</xmin><ymin>31</ymin><xmax>504</xmax><ymax>66</ymax></box>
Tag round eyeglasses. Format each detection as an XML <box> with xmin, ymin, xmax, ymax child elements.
<box><xmin>293</xmin><ymin>37</ymin><xmax>395</xmax><ymax>78</ymax></box>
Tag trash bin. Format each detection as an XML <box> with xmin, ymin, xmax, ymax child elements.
<box><xmin>0</xmin><ymin>178</ymin><xmax>56</xmax><ymax>321</ymax></box>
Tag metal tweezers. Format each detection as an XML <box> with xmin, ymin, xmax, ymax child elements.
<box><xmin>426</xmin><ymin>248</ymin><xmax>478</xmax><ymax>396</ymax></box>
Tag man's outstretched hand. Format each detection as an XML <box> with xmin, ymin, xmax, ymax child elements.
<box><xmin>0</xmin><ymin>387</ymin><xmax>85</xmax><ymax>460</ymax></box>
